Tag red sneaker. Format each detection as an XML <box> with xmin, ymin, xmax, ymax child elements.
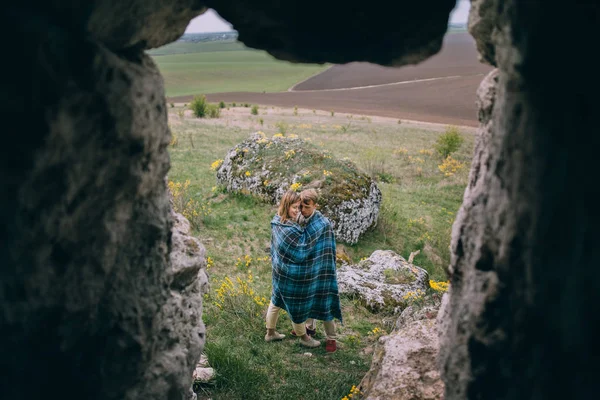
<box><xmin>326</xmin><ymin>339</ymin><xmax>337</xmax><ymax>353</ymax></box>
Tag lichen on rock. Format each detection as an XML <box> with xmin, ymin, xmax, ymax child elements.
<box><xmin>215</xmin><ymin>132</ymin><xmax>381</xmax><ymax>244</ymax></box>
<box><xmin>337</xmin><ymin>250</ymin><xmax>430</xmax><ymax>311</ymax></box>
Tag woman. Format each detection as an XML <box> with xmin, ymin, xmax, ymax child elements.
<box><xmin>264</xmin><ymin>190</ymin><xmax>321</xmax><ymax>348</ymax></box>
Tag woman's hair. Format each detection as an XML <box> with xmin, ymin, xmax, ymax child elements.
<box><xmin>277</xmin><ymin>190</ymin><xmax>301</xmax><ymax>223</ymax></box>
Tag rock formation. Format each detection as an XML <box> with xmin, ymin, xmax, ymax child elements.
<box><xmin>359</xmin><ymin>296</ymin><xmax>445</xmax><ymax>399</ymax></box>
<box><xmin>216</xmin><ymin>133</ymin><xmax>381</xmax><ymax>244</ymax></box>
<box><xmin>337</xmin><ymin>250</ymin><xmax>429</xmax><ymax>311</ymax></box>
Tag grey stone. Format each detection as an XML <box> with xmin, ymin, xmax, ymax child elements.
<box><xmin>395</xmin><ymin>304</ymin><xmax>439</xmax><ymax>330</ymax></box>
<box><xmin>216</xmin><ymin>133</ymin><xmax>381</xmax><ymax>244</ymax></box>
<box><xmin>360</xmin><ymin>318</ymin><xmax>444</xmax><ymax>400</ymax></box>
<box><xmin>337</xmin><ymin>250</ymin><xmax>429</xmax><ymax>311</ymax></box>
<box><xmin>0</xmin><ymin>16</ymin><xmax>205</xmax><ymax>399</ymax></box>
<box><xmin>210</xmin><ymin>0</ymin><xmax>457</xmax><ymax>65</ymax></box>
<box><xmin>468</xmin><ymin>0</ymin><xmax>498</xmax><ymax>66</ymax></box>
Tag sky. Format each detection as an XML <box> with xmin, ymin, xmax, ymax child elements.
<box><xmin>185</xmin><ymin>1</ymin><xmax>470</xmax><ymax>33</ymax></box>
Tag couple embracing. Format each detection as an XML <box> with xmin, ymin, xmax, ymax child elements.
<box><xmin>264</xmin><ymin>189</ymin><xmax>342</xmax><ymax>353</ymax></box>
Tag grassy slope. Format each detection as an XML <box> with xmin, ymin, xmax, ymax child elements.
<box><xmin>168</xmin><ymin>107</ymin><xmax>470</xmax><ymax>399</ymax></box>
<box><xmin>149</xmin><ymin>42</ymin><xmax>329</xmax><ymax>97</ymax></box>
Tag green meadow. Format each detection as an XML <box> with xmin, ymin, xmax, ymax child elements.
<box><xmin>167</xmin><ymin>105</ymin><xmax>471</xmax><ymax>399</ymax></box>
<box><xmin>149</xmin><ymin>41</ymin><xmax>329</xmax><ymax>97</ymax></box>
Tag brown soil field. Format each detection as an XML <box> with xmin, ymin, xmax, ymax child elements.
<box><xmin>169</xmin><ymin>33</ymin><xmax>493</xmax><ymax>127</ymax></box>
<box><xmin>292</xmin><ymin>33</ymin><xmax>491</xmax><ymax>90</ymax></box>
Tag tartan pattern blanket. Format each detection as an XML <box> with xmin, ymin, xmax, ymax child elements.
<box><xmin>270</xmin><ymin>211</ymin><xmax>342</xmax><ymax>324</ymax></box>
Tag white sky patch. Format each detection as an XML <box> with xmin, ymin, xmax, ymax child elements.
<box><xmin>449</xmin><ymin>0</ymin><xmax>470</xmax><ymax>24</ymax></box>
<box><xmin>186</xmin><ymin>2</ymin><xmax>470</xmax><ymax>34</ymax></box>
<box><xmin>185</xmin><ymin>9</ymin><xmax>233</xmax><ymax>33</ymax></box>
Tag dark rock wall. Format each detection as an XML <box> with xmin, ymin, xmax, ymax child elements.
<box><xmin>440</xmin><ymin>1</ymin><xmax>600</xmax><ymax>399</ymax></box>
<box><xmin>0</xmin><ymin>7</ymin><xmax>205</xmax><ymax>400</ymax></box>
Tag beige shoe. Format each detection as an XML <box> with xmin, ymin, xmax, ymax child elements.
<box><xmin>265</xmin><ymin>332</ymin><xmax>286</xmax><ymax>342</ymax></box>
<box><xmin>299</xmin><ymin>336</ymin><xmax>321</xmax><ymax>348</ymax></box>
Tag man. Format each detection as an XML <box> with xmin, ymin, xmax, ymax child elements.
<box><xmin>295</xmin><ymin>189</ymin><xmax>341</xmax><ymax>353</ymax></box>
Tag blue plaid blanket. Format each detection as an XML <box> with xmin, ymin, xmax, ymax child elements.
<box><xmin>270</xmin><ymin>212</ymin><xmax>342</xmax><ymax>324</ymax></box>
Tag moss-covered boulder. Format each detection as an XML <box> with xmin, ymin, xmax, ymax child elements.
<box><xmin>215</xmin><ymin>132</ymin><xmax>381</xmax><ymax>244</ymax></box>
<box><xmin>337</xmin><ymin>250</ymin><xmax>430</xmax><ymax>311</ymax></box>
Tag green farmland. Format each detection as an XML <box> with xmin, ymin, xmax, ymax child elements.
<box><xmin>148</xmin><ymin>41</ymin><xmax>329</xmax><ymax>97</ymax></box>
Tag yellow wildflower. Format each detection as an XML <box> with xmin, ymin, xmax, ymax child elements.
<box><xmin>210</xmin><ymin>159</ymin><xmax>224</xmax><ymax>171</ymax></box>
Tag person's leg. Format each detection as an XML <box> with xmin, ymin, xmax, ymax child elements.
<box><xmin>292</xmin><ymin>321</ymin><xmax>320</xmax><ymax>348</ymax></box>
<box><xmin>323</xmin><ymin>320</ymin><xmax>337</xmax><ymax>340</ymax></box>
<box><xmin>305</xmin><ymin>318</ymin><xmax>317</xmax><ymax>336</ymax></box>
<box><xmin>265</xmin><ymin>301</ymin><xmax>285</xmax><ymax>341</ymax></box>
<box><xmin>324</xmin><ymin>320</ymin><xmax>337</xmax><ymax>352</ymax></box>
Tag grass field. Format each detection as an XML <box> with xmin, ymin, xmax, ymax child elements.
<box><xmin>149</xmin><ymin>42</ymin><xmax>329</xmax><ymax>97</ymax></box>
<box><xmin>167</xmin><ymin>105</ymin><xmax>471</xmax><ymax>399</ymax></box>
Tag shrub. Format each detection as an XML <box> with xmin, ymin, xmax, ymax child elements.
<box><xmin>293</xmin><ymin>106</ymin><xmax>298</xmax><ymax>116</ymax></box>
<box><xmin>275</xmin><ymin>121</ymin><xmax>288</xmax><ymax>135</ymax></box>
<box><xmin>190</xmin><ymin>95</ymin><xmax>208</xmax><ymax>118</ymax></box>
<box><xmin>167</xmin><ymin>180</ymin><xmax>212</xmax><ymax>229</ymax></box>
<box><xmin>170</xmin><ymin>102</ymin><xmax>174</xmax><ymax>108</ymax></box>
<box><xmin>435</xmin><ymin>126</ymin><xmax>464</xmax><ymax>158</ymax></box>
<box><xmin>244</xmin><ymin>103</ymin><xmax>250</xmax><ymax>108</ymax></box>
<box><xmin>207</xmin><ymin>103</ymin><xmax>221</xmax><ymax>118</ymax></box>
<box><xmin>259</xmin><ymin>118</ymin><xmax>264</xmax><ymax>126</ymax></box>
<box><xmin>330</xmin><ymin>110</ymin><xmax>335</xmax><ymax>117</ymax></box>
<box><xmin>169</xmin><ymin>133</ymin><xmax>178</xmax><ymax>147</ymax></box>
<box><xmin>251</xmin><ymin>105</ymin><xmax>259</xmax><ymax>115</ymax></box>
<box><xmin>232</xmin><ymin>102</ymin><xmax>236</xmax><ymax>107</ymax></box>
<box><xmin>219</xmin><ymin>101</ymin><xmax>226</xmax><ymax>109</ymax></box>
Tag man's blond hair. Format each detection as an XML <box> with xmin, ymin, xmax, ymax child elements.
<box><xmin>300</xmin><ymin>188</ymin><xmax>319</xmax><ymax>205</ymax></box>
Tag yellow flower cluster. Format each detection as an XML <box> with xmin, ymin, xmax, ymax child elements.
<box><xmin>403</xmin><ymin>289</ymin><xmax>426</xmax><ymax>301</ymax></box>
<box><xmin>341</xmin><ymin>385</ymin><xmax>362</xmax><ymax>400</ymax></box>
<box><xmin>169</xmin><ymin>134</ymin><xmax>178</xmax><ymax>147</ymax></box>
<box><xmin>263</xmin><ymin>180</ymin><xmax>270</xmax><ymax>186</ymax></box>
<box><xmin>289</xmin><ymin>134</ymin><xmax>299</xmax><ymax>138</ymax></box>
<box><xmin>418</xmin><ymin>231</ymin><xmax>432</xmax><ymax>242</ymax></box>
<box><xmin>273</xmin><ymin>133</ymin><xmax>284</xmax><ymax>138</ymax></box>
<box><xmin>323</xmin><ymin>170</ymin><xmax>333</xmax><ymax>177</ymax></box>
<box><xmin>393</xmin><ymin>147</ymin><xmax>409</xmax><ymax>156</ymax></box>
<box><xmin>168</xmin><ymin>180</ymin><xmax>212</xmax><ymax>230</ymax></box>
<box><xmin>257</xmin><ymin>138</ymin><xmax>269</xmax><ymax>144</ymax></box>
<box><xmin>297</xmin><ymin>124</ymin><xmax>312</xmax><ymax>129</ymax></box>
<box><xmin>245</xmin><ymin>171</ymin><xmax>252</xmax><ymax>177</ymax></box>
<box><xmin>429</xmin><ymin>280</ymin><xmax>449</xmax><ymax>292</ymax></box>
<box><xmin>290</xmin><ymin>182</ymin><xmax>302</xmax><ymax>191</ymax></box>
<box><xmin>408</xmin><ymin>156</ymin><xmax>425</xmax><ymax>164</ymax></box>
<box><xmin>438</xmin><ymin>156</ymin><xmax>465</xmax><ymax>177</ymax></box>
<box><xmin>407</xmin><ymin>217</ymin><xmax>426</xmax><ymax>228</ymax></box>
<box><xmin>212</xmin><ymin>274</ymin><xmax>266</xmax><ymax>313</ymax></box>
<box><xmin>368</xmin><ymin>327</ymin><xmax>384</xmax><ymax>336</ymax></box>
<box><xmin>236</xmin><ymin>254</ymin><xmax>252</xmax><ymax>268</ymax></box>
<box><xmin>182</xmin><ymin>199</ymin><xmax>212</xmax><ymax>222</ymax></box>
<box><xmin>242</xmin><ymin>148</ymin><xmax>249</xmax><ymax>153</ymax></box>
<box><xmin>168</xmin><ymin>180</ymin><xmax>191</xmax><ymax>200</ymax></box>
<box><xmin>206</xmin><ymin>256</ymin><xmax>214</xmax><ymax>269</ymax></box>
<box><xmin>419</xmin><ymin>149</ymin><xmax>434</xmax><ymax>156</ymax></box>
<box><xmin>285</xmin><ymin>149</ymin><xmax>296</xmax><ymax>160</ymax></box>
<box><xmin>210</xmin><ymin>159</ymin><xmax>224</xmax><ymax>171</ymax></box>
